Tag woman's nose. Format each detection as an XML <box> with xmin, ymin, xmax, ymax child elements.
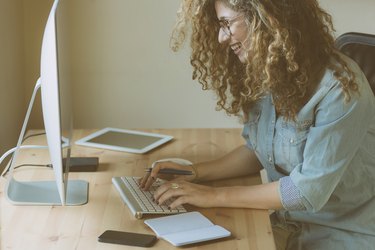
<box><xmin>218</xmin><ymin>28</ymin><xmax>230</xmax><ymax>44</ymax></box>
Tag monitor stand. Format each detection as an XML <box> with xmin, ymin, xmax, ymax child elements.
<box><xmin>5</xmin><ymin>79</ymin><xmax>89</xmax><ymax>206</ymax></box>
<box><xmin>6</xmin><ymin>179</ymin><xmax>88</xmax><ymax>205</ymax></box>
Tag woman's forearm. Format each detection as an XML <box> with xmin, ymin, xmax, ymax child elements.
<box><xmin>213</xmin><ymin>181</ymin><xmax>283</xmax><ymax>210</ymax></box>
<box><xmin>193</xmin><ymin>145</ymin><xmax>263</xmax><ymax>182</ymax></box>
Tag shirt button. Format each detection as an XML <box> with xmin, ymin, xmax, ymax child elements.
<box><xmin>268</xmin><ymin>156</ymin><xmax>273</xmax><ymax>163</ymax></box>
<box><xmin>290</xmin><ymin>138</ymin><xmax>294</xmax><ymax>143</ymax></box>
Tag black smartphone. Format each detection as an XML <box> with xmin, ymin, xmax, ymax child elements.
<box><xmin>98</xmin><ymin>230</ymin><xmax>157</xmax><ymax>247</ymax></box>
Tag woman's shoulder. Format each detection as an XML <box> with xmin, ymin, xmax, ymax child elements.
<box><xmin>301</xmin><ymin>53</ymin><xmax>375</xmax><ymax>122</ymax></box>
<box><xmin>314</xmin><ymin>52</ymin><xmax>371</xmax><ymax>97</ymax></box>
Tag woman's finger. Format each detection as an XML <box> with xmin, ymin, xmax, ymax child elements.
<box><xmin>168</xmin><ymin>195</ymin><xmax>190</xmax><ymax>209</ymax></box>
<box><xmin>155</xmin><ymin>181</ymin><xmax>185</xmax><ymax>205</ymax></box>
<box><xmin>139</xmin><ymin>172</ymin><xmax>150</xmax><ymax>187</ymax></box>
<box><xmin>141</xmin><ymin>160</ymin><xmax>192</xmax><ymax>190</ymax></box>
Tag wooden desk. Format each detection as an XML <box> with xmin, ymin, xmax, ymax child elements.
<box><xmin>0</xmin><ymin>129</ymin><xmax>275</xmax><ymax>250</ymax></box>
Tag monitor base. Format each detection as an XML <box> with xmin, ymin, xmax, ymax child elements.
<box><xmin>6</xmin><ymin>178</ymin><xmax>89</xmax><ymax>205</ymax></box>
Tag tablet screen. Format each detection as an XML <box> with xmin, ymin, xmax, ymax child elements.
<box><xmin>75</xmin><ymin>128</ymin><xmax>173</xmax><ymax>154</ymax></box>
<box><xmin>87</xmin><ymin>131</ymin><xmax>162</xmax><ymax>150</ymax></box>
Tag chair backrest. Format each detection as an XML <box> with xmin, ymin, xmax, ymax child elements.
<box><xmin>335</xmin><ymin>32</ymin><xmax>375</xmax><ymax>94</ymax></box>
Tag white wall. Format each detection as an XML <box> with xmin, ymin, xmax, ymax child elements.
<box><xmin>319</xmin><ymin>0</ymin><xmax>375</xmax><ymax>36</ymax></box>
<box><xmin>19</xmin><ymin>0</ymin><xmax>53</xmax><ymax>130</ymax></box>
<box><xmin>64</xmin><ymin>0</ymin><xmax>240</xmax><ymax>129</ymax></box>
<box><xmin>0</xmin><ymin>0</ymin><xmax>25</xmax><ymax>170</ymax></box>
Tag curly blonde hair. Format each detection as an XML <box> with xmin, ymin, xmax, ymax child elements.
<box><xmin>170</xmin><ymin>0</ymin><xmax>358</xmax><ymax>121</ymax></box>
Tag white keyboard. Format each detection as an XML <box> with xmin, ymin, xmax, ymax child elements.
<box><xmin>112</xmin><ymin>176</ymin><xmax>187</xmax><ymax>219</ymax></box>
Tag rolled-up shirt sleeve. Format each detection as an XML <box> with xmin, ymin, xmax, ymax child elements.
<box><xmin>279</xmin><ymin>176</ymin><xmax>306</xmax><ymax>210</ymax></box>
<box><xmin>288</xmin><ymin>75</ymin><xmax>375</xmax><ymax>212</ymax></box>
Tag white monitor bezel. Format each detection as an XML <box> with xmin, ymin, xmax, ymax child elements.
<box><xmin>40</xmin><ymin>0</ymin><xmax>66</xmax><ymax>203</ymax></box>
<box><xmin>75</xmin><ymin>127</ymin><xmax>173</xmax><ymax>154</ymax></box>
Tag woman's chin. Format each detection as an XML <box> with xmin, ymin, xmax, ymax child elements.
<box><xmin>236</xmin><ymin>50</ymin><xmax>250</xmax><ymax>64</ymax></box>
<box><xmin>238</xmin><ymin>53</ymin><xmax>247</xmax><ymax>63</ymax></box>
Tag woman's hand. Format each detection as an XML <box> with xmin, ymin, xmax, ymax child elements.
<box><xmin>153</xmin><ymin>181</ymin><xmax>218</xmax><ymax>209</ymax></box>
<box><xmin>139</xmin><ymin>160</ymin><xmax>197</xmax><ymax>190</ymax></box>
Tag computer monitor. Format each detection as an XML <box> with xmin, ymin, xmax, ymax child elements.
<box><xmin>5</xmin><ymin>0</ymin><xmax>88</xmax><ymax>205</ymax></box>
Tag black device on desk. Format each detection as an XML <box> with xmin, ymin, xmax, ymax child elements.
<box><xmin>63</xmin><ymin>157</ymin><xmax>99</xmax><ymax>172</ymax></box>
<box><xmin>98</xmin><ymin>230</ymin><xmax>157</xmax><ymax>247</ymax></box>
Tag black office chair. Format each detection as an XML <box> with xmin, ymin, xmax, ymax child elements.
<box><xmin>335</xmin><ymin>32</ymin><xmax>375</xmax><ymax>94</ymax></box>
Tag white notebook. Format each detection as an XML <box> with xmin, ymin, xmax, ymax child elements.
<box><xmin>144</xmin><ymin>212</ymin><xmax>231</xmax><ymax>246</ymax></box>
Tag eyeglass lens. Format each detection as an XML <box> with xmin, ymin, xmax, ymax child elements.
<box><xmin>219</xmin><ymin>20</ymin><xmax>232</xmax><ymax>36</ymax></box>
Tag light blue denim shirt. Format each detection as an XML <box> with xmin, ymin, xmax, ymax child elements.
<box><xmin>242</xmin><ymin>54</ymin><xmax>375</xmax><ymax>249</ymax></box>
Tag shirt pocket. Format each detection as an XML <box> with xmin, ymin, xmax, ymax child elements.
<box><xmin>242</xmin><ymin>110</ymin><xmax>261</xmax><ymax>150</ymax></box>
<box><xmin>279</xmin><ymin>119</ymin><xmax>312</xmax><ymax>166</ymax></box>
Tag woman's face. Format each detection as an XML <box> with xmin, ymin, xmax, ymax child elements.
<box><xmin>215</xmin><ymin>1</ymin><xmax>249</xmax><ymax>63</ymax></box>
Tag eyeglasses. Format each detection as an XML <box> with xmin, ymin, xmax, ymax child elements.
<box><xmin>218</xmin><ymin>14</ymin><xmax>244</xmax><ymax>37</ymax></box>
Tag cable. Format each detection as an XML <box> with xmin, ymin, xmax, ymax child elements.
<box><xmin>2</xmin><ymin>163</ymin><xmax>52</xmax><ymax>178</ymax></box>
<box><xmin>22</xmin><ymin>132</ymin><xmax>46</xmax><ymax>142</ymax></box>
<box><xmin>0</xmin><ymin>145</ymin><xmax>48</xmax><ymax>176</ymax></box>
<box><xmin>12</xmin><ymin>163</ymin><xmax>52</xmax><ymax>170</ymax></box>
<box><xmin>1</xmin><ymin>133</ymin><xmax>47</xmax><ymax>175</ymax></box>
<box><xmin>1</xmin><ymin>132</ymin><xmax>69</xmax><ymax>177</ymax></box>
<box><xmin>0</xmin><ymin>145</ymin><xmax>48</xmax><ymax>166</ymax></box>
<box><xmin>1</xmin><ymin>133</ymin><xmax>47</xmax><ymax>165</ymax></box>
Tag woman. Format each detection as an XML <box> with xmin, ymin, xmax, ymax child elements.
<box><xmin>140</xmin><ymin>0</ymin><xmax>375</xmax><ymax>249</ymax></box>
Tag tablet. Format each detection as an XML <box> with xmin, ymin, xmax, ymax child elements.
<box><xmin>75</xmin><ymin>127</ymin><xmax>173</xmax><ymax>154</ymax></box>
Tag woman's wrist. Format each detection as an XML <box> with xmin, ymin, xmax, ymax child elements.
<box><xmin>191</xmin><ymin>164</ymin><xmax>199</xmax><ymax>182</ymax></box>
